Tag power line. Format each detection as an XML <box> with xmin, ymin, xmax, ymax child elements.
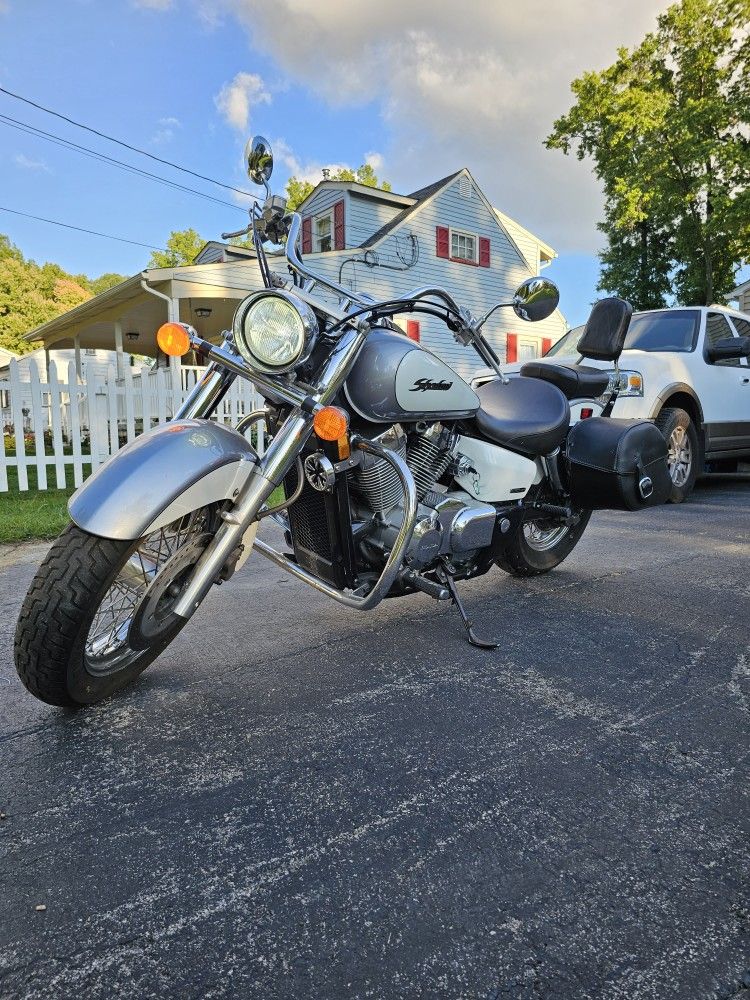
<box><xmin>0</xmin><ymin>113</ymin><xmax>246</xmax><ymax>213</ymax></box>
<box><xmin>0</xmin><ymin>205</ymin><xmax>168</xmax><ymax>252</ymax></box>
<box><xmin>0</xmin><ymin>85</ymin><xmax>254</xmax><ymax>198</ymax></box>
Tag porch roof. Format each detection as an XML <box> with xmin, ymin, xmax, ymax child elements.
<box><xmin>24</xmin><ymin>260</ymin><xmax>264</xmax><ymax>357</ymax></box>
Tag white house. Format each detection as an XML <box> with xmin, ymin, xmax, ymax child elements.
<box><xmin>21</xmin><ymin>167</ymin><xmax>566</xmax><ymax>384</ymax></box>
<box><xmin>727</xmin><ymin>278</ymin><xmax>750</xmax><ymax>314</ymax></box>
<box><xmin>292</xmin><ymin>169</ymin><xmax>567</xmax><ymax>378</ymax></box>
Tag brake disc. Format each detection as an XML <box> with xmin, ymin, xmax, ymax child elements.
<box><xmin>128</xmin><ymin>534</ymin><xmax>212</xmax><ymax>650</ymax></box>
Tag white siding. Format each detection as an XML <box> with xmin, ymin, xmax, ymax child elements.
<box><xmin>347</xmin><ymin>192</ymin><xmax>402</xmax><ymax>248</ymax></box>
<box><xmin>306</xmin><ymin>174</ymin><xmax>568</xmax><ymax>380</ymax></box>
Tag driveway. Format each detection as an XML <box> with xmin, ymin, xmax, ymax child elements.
<box><xmin>0</xmin><ymin>480</ymin><xmax>748</xmax><ymax>999</ymax></box>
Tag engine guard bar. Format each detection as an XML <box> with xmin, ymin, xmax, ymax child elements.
<box><xmin>253</xmin><ymin>434</ymin><xmax>418</xmax><ymax>611</ymax></box>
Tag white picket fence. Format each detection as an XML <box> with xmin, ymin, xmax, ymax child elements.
<box><xmin>0</xmin><ymin>359</ymin><xmax>266</xmax><ymax>492</ymax></box>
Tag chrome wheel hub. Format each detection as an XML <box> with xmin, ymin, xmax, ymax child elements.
<box><xmin>523</xmin><ymin>521</ymin><xmax>569</xmax><ymax>552</ymax></box>
<box><xmin>667</xmin><ymin>425</ymin><xmax>692</xmax><ymax>487</ymax></box>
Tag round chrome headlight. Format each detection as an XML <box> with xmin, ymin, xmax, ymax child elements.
<box><xmin>233</xmin><ymin>291</ymin><xmax>318</xmax><ymax>374</ymax></box>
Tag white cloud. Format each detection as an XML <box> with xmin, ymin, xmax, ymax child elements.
<box><xmin>365</xmin><ymin>151</ymin><xmax>384</xmax><ymax>172</ymax></box>
<box><xmin>131</xmin><ymin>0</ymin><xmax>174</xmax><ymax>9</ymax></box>
<box><xmin>215</xmin><ymin>71</ymin><xmax>271</xmax><ymax>132</ymax></box>
<box><xmin>151</xmin><ymin>116</ymin><xmax>181</xmax><ymax>143</ymax></box>
<box><xmin>220</xmin><ymin>0</ymin><xmax>668</xmax><ymax>252</ymax></box>
<box><xmin>14</xmin><ymin>153</ymin><xmax>51</xmax><ymax>173</ymax></box>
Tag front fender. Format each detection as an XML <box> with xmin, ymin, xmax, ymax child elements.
<box><xmin>69</xmin><ymin>419</ymin><xmax>259</xmax><ymax>541</ymax></box>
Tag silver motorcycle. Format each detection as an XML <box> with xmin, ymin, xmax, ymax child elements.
<box><xmin>14</xmin><ymin>137</ymin><xmax>671</xmax><ymax>706</ymax></box>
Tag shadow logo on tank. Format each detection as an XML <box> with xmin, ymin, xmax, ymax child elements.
<box><xmin>410</xmin><ymin>377</ymin><xmax>453</xmax><ymax>392</ymax></box>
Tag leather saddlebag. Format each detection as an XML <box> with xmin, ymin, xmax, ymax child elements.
<box><xmin>566</xmin><ymin>417</ymin><xmax>671</xmax><ymax>511</ymax></box>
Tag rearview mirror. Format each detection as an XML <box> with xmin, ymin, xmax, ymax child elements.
<box><xmin>245</xmin><ymin>135</ymin><xmax>273</xmax><ymax>187</ymax></box>
<box><xmin>706</xmin><ymin>335</ymin><xmax>750</xmax><ymax>363</ymax></box>
<box><xmin>513</xmin><ymin>277</ymin><xmax>560</xmax><ymax>323</ymax></box>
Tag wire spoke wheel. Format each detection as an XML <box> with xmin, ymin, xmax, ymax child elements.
<box><xmin>84</xmin><ymin>508</ymin><xmax>212</xmax><ymax>677</ymax></box>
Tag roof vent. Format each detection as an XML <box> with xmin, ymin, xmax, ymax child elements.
<box><xmin>459</xmin><ymin>176</ymin><xmax>471</xmax><ymax>199</ymax></box>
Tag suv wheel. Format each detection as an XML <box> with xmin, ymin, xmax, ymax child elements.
<box><xmin>655</xmin><ymin>407</ymin><xmax>699</xmax><ymax>503</ymax></box>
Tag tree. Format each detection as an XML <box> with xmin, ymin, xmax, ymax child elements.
<box><xmin>285</xmin><ymin>163</ymin><xmax>392</xmax><ymax>211</ymax></box>
<box><xmin>148</xmin><ymin>228</ymin><xmax>206</xmax><ymax>269</ymax></box>
<box><xmin>0</xmin><ymin>233</ymin><xmax>128</xmax><ymax>355</ymax></box>
<box><xmin>546</xmin><ymin>0</ymin><xmax>750</xmax><ymax>307</ymax></box>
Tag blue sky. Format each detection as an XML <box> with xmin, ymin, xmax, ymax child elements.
<box><xmin>0</xmin><ymin>0</ymin><xmax>745</xmax><ymax>327</ymax></box>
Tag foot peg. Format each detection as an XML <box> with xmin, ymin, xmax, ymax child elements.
<box><xmin>439</xmin><ymin>568</ymin><xmax>499</xmax><ymax>650</ymax></box>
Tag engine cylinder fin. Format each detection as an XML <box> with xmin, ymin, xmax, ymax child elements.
<box><xmin>406</xmin><ymin>431</ymin><xmax>453</xmax><ymax>500</ymax></box>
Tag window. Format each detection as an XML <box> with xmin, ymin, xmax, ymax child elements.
<box><xmin>705</xmin><ymin>312</ymin><xmax>741</xmax><ymax>367</ymax></box>
<box><xmin>314</xmin><ymin>212</ymin><xmax>333</xmax><ymax>253</ymax></box>
<box><xmin>450</xmin><ymin>229</ymin><xmax>477</xmax><ymax>263</ymax></box>
<box><xmin>730</xmin><ymin>315</ymin><xmax>750</xmax><ymax>339</ymax></box>
<box><xmin>624</xmin><ymin>310</ymin><xmax>700</xmax><ymax>352</ymax></box>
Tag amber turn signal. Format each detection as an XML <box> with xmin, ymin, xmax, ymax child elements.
<box><xmin>313</xmin><ymin>406</ymin><xmax>349</xmax><ymax>442</ymax></box>
<box><xmin>156</xmin><ymin>322</ymin><xmax>191</xmax><ymax>357</ymax></box>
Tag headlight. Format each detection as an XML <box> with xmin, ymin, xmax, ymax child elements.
<box><xmin>616</xmin><ymin>370</ymin><xmax>644</xmax><ymax>397</ymax></box>
<box><xmin>233</xmin><ymin>290</ymin><xmax>318</xmax><ymax>374</ymax></box>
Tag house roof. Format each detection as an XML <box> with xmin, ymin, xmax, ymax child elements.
<box><xmin>296</xmin><ymin>180</ymin><xmax>415</xmax><ymax>214</ymax></box>
<box><xmin>360</xmin><ymin>170</ymin><xmax>464</xmax><ymax>248</ymax></box>
<box><xmin>728</xmin><ymin>277</ymin><xmax>750</xmax><ymax>299</ymax></box>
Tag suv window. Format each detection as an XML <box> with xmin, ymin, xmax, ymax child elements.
<box><xmin>705</xmin><ymin>312</ymin><xmax>741</xmax><ymax>367</ymax></box>
<box><xmin>730</xmin><ymin>315</ymin><xmax>750</xmax><ymax>339</ymax></box>
<box><xmin>623</xmin><ymin>310</ymin><xmax>700</xmax><ymax>352</ymax></box>
<box><xmin>544</xmin><ymin>326</ymin><xmax>583</xmax><ymax>357</ymax></box>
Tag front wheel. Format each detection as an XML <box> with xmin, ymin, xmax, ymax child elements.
<box><xmin>14</xmin><ymin>508</ymin><xmax>216</xmax><ymax>706</ymax></box>
<box><xmin>494</xmin><ymin>511</ymin><xmax>592</xmax><ymax>577</ymax></box>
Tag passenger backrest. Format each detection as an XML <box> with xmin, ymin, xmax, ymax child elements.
<box><xmin>577</xmin><ymin>297</ymin><xmax>633</xmax><ymax>362</ymax></box>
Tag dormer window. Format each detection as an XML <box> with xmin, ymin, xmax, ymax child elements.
<box><xmin>450</xmin><ymin>229</ymin><xmax>477</xmax><ymax>264</ymax></box>
<box><xmin>314</xmin><ymin>211</ymin><xmax>333</xmax><ymax>253</ymax></box>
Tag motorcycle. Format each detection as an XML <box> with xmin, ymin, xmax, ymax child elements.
<box><xmin>14</xmin><ymin>137</ymin><xmax>672</xmax><ymax>706</ymax></box>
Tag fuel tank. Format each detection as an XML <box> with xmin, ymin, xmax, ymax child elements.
<box><xmin>343</xmin><ymin>328</ymin><xmax>479</xmax><ymax>423</ymax></box>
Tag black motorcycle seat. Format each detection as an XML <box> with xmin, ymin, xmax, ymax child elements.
<box><xmin>519</xmin><ymin>361</ymin><xmax>610</xmax><ymax>400</ymax></box>
<box><xmin>475</xmin><ymin>377</ymin><xmax>570</xmax><ymax>455</ymax></box>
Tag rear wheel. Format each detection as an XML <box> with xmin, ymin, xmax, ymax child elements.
<box><xmin>14</xmin><ymin>508</ymin><xmax>216</xmax><ymax>707</ymax></box>
<box><xmin>654</xmin><ymin>406</ymin><xmax>699</xmax><ymax>503</ymax></box>
<box><xmin>495</xmin><ymin>511</ymin><xmax>592</xmax><ymax>577</ymax></box>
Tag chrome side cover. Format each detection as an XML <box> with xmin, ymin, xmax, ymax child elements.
<box><xmin>69</xmin><ymin>420</ymin><xmax>259</xmax><ymax>541</ymax></box>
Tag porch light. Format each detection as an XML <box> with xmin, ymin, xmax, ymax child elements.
<box><xmin>126</xmin><ymin>331</ymin><xmax>140</xmax><ymax>342</ymax></box>
<box><xmin>194</xmin><ymin>307</ymin><xmax>212</xmax><ymax>318</ymax></box>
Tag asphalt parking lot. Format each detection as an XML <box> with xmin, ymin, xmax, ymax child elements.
<box><xmin>1</xmin><ymin>479</ymin><xmax>748</xmax><ymax>999</ymax></box>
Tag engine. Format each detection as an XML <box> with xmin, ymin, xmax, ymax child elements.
<box><xmin>350</xmin><ymin>423</ymin><xmax>497</xmax><ymax>572</ymax></box>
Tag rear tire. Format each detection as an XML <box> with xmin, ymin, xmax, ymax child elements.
<box><xmin>654</xmin><ymin>407</ymin><xmax>698</xmax><ymax>503</ymax></box>
<box><xmin>495</xmin><ymin>511</ymin><xmax>592</xmax><ymax>577</ymax></box>
<box><xmin>14</xmin><ymin>512</ymin><xmax>211</xmax><ymax>707</ymax></box>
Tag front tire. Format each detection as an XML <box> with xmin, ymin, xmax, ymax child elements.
<box><xmin>14</xmin><ymin>510</ymin><xmax>213</xmax><ymax>707</ymax></box>
<box><xmin>654</xmin><ymin>406</ymin><xmax>699</xmax><ymax>503</ymax></box>
<box><xmin>494</xmin><ymin>511</ymin><xmax>592</xmax><ymax>577</ymax></box>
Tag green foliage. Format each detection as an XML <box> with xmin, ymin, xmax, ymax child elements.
<box><xmin>546</xmin><ymin>0</ymin><xmax>750</xmax><ymax>307</ymax></box>
<box><xmin>285</xmin><ymin>163</ymin><xmax>392</xmax><ymax>211</ymax></box>
<box><xmin>148</xmin><ymin>228</ymin><xmax>206</xmax><ymax>269</ymax></box>
<box><xmin>0</xmin><ymin>233</ymin><xmax>128</xmax><ymax>355</ymax></box>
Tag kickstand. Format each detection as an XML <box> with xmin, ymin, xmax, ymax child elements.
<box><xmin>439</xmin><ymin>568</ymin><xmax>499</xmax><ymax>650</ymax></box>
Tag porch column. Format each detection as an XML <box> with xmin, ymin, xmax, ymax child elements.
<box><xmin>169</xmin><ymin>296</ymin><xmax>182</xmax><ymax>394</ymax></box>
<box><xmin>114</xmin><ymin>321</ymin><xmax>124</xmax><ymax>380</ymax></box>
<box><xmin>73</xmin><ymin>335</ymin><xmax>82</xmax><ymax>380</ymax></box>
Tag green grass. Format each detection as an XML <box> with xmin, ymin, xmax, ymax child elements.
<box><xmin>0</xmin><ymin>468</ymin><xmax>287</xmax><ymax>545</ymax></box>
<box><xmin>0</xmin><ymin>466</ymin><xmax>78</xmax><ymax>543</ymax></box>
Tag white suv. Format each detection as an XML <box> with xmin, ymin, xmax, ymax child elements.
<box><xmin>476</xmin><ymin>306</ymin><xmax>750</xmax><ymax>502</ymax></box>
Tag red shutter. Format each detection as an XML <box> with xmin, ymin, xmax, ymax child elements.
<box><xmin>301</xmin><ymin>217</ymin><xmax>312</xmax><ymax>254</ymax></box>
<box><xmin>405</xmin><ymin>320</ymin><xmax>420</xmax><ymax>342</ymax></box>
<box><xmin>479</xmin><ymin>237</ymin><xmax>490</xmax><ymax>268</ymax></box>
<box><xmin>506</xmin><ymin>333</ymin><xmax>518</xmax><ymax>363</ymax></box>
<box><xmin>436</xmin><ymin>226</ymin><xmax>449</xmax><ymax>258</ymax></box>
<box><xmin>541</xmin><ymin>337</ymin><xmax>552</xmax><ymax>355</ymax></box>
<box><xmin>334</xmin><ymin>200</ymin><xmax>345</xmax><ymax>250</ymax></box>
